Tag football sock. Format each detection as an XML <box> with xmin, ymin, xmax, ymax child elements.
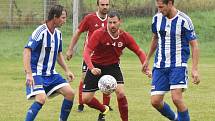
<box><xmin>78</xmin><ymin>81</ymin><xmax>83</xmax><ymax>105</ymax></box>
<box><xmin>103</xmin><ymin>93</ymin><xmax>111</xmax><ymax>106</ymax></box>
<box><xmin>25</xmin><ymin>101</ymin><xmax>43</xmax><ymax>121</ymax></box>
<box><xmin>59</xmin><ymin>99</ymin><xmax>73</xmax><ymax>121</ymax></box>
<box><xmin>157</xmin><ymin>102</ymin><xmax>176</xmax><ymax>120</ymax></box>
<box><xmin>86</xmin><ymin>97</ymin><xmax>106</xmax><ymax>112</ymax></box>
<box><xmin>178</xmin><ymin>109</ymin><xmax>190</xmax><ymax>121</ymax></box>
<box><xmin>117</xmin><ymin>96</ymin><xmax>128</xmax><ymax>121</ymax></box>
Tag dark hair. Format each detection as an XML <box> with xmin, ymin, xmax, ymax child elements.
<box><xmin>108</xmin><ymin>11</ymin><xmax>120</xmax><ymax>20</ymax></box>
<box><xmin>157</xmin><ymin>0</ymin><xmax>174</xmax><ymax>5</ymax></box>
<box><xmin>47</xmin><ymin>5</ymin><xmax>67</xmax><ymax>21</ymax></box>
<box><xmin>97</xmin><ymin>0</ymin><xmax>99</xmax><ymax>6</ymax></box>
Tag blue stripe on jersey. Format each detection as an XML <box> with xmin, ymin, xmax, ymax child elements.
<box><xmin>180</xmin><ymin>20</ymin><xmax>190</xmax><ymax>64</ymax></box>
<box><xmin>170</xmin><ymin>17</ymin><xmax>178</xmax><ymax>67</ymax></box>
<box><xmin>42</xmin><ymin>31</ymin><xmax>51</xmax><ymax>75</ymax></box>
<box><xmin>50</xmin><ymin>32</ymin><xmax>59</xmax><ymax>74</ymax></box>
<box><xmin>152</xmin><ymin>16</ymin><xmax>157</xmax><ymax>33</ymax></box>
<box><xmin>33</xmin><ymin>25</ymin><xmax>46</xmax><ymax>40</ymax></box>
<box><xmin>59</xmin><ymin>33</ymin><xmax>62</xmax><ymax>52</ymax></box>
<box><xmin>31</xmin><ymin>34</ymin><xmax>44</xmax><ymax>74</ymax></box>
<box><xmin>159</xmin><ymin>16</ymin><xmax>166</xmax><ymax>68</ymax></box>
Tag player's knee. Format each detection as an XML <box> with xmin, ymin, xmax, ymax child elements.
<box><xmin>116</xmin><ymin>91</ymin><xmax>125</xmax><ymax>99</ymax></box>
<box><xmin>64</xmin><ymin>89</ymin><xmax>75</xmax><ymax>100</ymax></box>
<box><xmin>35</xmin><ymin>94</ymin><xmax>46</xmax><ymax>104</ymax></box>
<box><xmin>172</xmin><ymin>97</ymin><xmax>183</xmax><ymax>106</ymax></box>
<box><xmin>151</xmin><ymin>99</ymin><xmax>162</xmax><ymax>109</ymax></box>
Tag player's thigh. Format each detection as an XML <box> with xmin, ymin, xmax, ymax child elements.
<box><xmin>57</xmin><ymin>85</ymin><xmax>75</xmax><ymax>98</ymax></box>
<box><xmin>151</xmin><ymin>68</ymin><xmax>170</xmax><ymax>95</ymax></box>
<box><xmin>83</xmin><ymin>69</ymin><xmax>101</xmax><ymax>92</ymax></box>
<box><xmin>169</xmin><ymin>67</ymin><xmax>188</xmax><ymax>90</ymax></box>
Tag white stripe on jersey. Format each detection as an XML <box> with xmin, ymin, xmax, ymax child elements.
<box><xmin>164</xmin><ymin>19</ymin><xmax>171</xmax><ymax>67</ymax></box>
<box><xmin>155</xmin><ymin>14</ymin><xmax>163</xmax><ymax>68</ymax></box>
<box><xmin>175</xmin><ymin>18</ymin><xmax>182</xmax><ymax>67</ymax></box>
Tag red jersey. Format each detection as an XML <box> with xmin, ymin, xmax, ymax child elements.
<box><xmin>84</xmin><ymin>27</ymin><xmax>146</xmax><ymax>70</ymax></box>
<box><xmin>78</xmin><ymin>12</ymin><xmax>107</xmax><ymax>42</ymax></box>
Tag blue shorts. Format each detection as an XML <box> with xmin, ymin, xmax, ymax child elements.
<box><xmin>26</xmin><ymin>74</ymin><xmax>69</xmax><ymax>99</ymax></box>
<box><xmin>151</xmin><ymin>67</ymin><xmax>188</xmax><ymax>95</ymax></box>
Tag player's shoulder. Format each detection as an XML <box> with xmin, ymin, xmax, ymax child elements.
<box><xmin>153</xmin><ymin>12</ymin><xmax>163</xmax><ymax>18</ymax></box>
<box><xmin>83</xmin><ymin>12</ymin><xmax>97</xmax><ymax>19</ymax></box>
<box><xmin>32</xmin><ymin>24</ymin><xmax>47</xmax><ymax>37</ymax></box>
<box><xmin>177</xmin><ymin>10</ymin><xmax>192</xmax><ymax>22</ymax></box>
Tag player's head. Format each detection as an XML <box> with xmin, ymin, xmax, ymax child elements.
<box><xmin>107</xmin><ymin>11</ymin><xmax>121</xmax><ymax>34</ymax></box>
<box><xmin>156</xmin><ymin>0</ymin><xmax>174</xmax><ymax>16</ymax></box>
<box><xmin>47</xmin><ymin>5</ymin><xmax>67</xmax><ymax>27</ymax></box>
<box><xmin>97</xmin><ymin>0</ymin><xmax>110</xmax><ymax>15</ymax></box>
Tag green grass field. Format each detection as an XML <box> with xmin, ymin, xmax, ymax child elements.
<box><xmin>0</xmin><ymin>9</ymin><xmax>215</xmax><ymax>121</ymax></box>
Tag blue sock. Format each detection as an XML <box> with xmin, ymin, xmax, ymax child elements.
<box><xmin>59</xmin><ymin>99</ymin><xmax>73</xmax><ymax>121</ymax></box>
<box><xmin>178</xmin><ymin>109</ymin><xmax>190</xmax><ymax>121</ymax></box>
<box><xmin>157</xmin><ymin>102</ymin><xmax>176</xmax><ymax>120</ymax></box>
<box><xmin>25</xmin><ymin>101</ymin><xmax>43</xmax><ymax>121</ymax></box>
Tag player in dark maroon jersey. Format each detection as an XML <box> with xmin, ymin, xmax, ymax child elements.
<box><xmin>82</xmin><ymin>11</ymin><xmax>150</xmax><ymax>121</ymax></box>
<box><xmin>66</xmin><ymin>0</ymin><xmax>112</xmax><ymax>112</ymax></box>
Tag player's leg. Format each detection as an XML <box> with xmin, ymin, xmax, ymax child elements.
<box><xmin>151</xmin><ymin>68</ymin><xmax>178</xmax><ymax>121</ymax></box>
<box><xmin>45</xmin><ymin>74</ymin><xmax>75</xmax><ymax>121</ymax></box>
<box><xmin>115</xmin><ymin>84</ymin><xmax>128</xmax><ymax>121</ymax></box>
<box><xmin>77</xmin><ymin>61</ymin><xmax>87</xmax><ymax>112</ymax></box>
<box><xmin>58</xmin><ymin>85</ymin><xmax>75</xmax><ymax>121</ymax></box>
<box><xmin>170</xmin><ymin>67</ymin><xmax>189</xmax><ymax>121</ymax></box>
<box><xmin>25</xmin><ymin>76</ymin><xmax>46</xmax><ymax>121</ymax></box>
<box><xmin>103</xmin><ymin>93</ymin><xmax>113</xmax><ymax>111</ymax></box>
<box><xmin>82</xmin><ymin>68</ymin><xmax>109</xmax><ymax>121</ymax></box>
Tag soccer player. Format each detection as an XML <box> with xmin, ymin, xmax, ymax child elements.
<box><xmin>23</xmin><ymin>5</ymin><xmax>75</xmax><ymax>121</ymax></box>
<box><xmin>66</xmin><ymin>0</ymin><xmax>112</xmax><ymax>112</ymax></box>
<box><xmin>82</xmin><ymin>11</ymin><xmax>150</xmax><ymax>121</ymax></box>
<box><xmin>142</xmin><ymin>0</ymin><xmax>200</xmax><ymax>121</ymax></box>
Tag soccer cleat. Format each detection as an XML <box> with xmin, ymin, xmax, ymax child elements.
<box><xmin>97</xmin><ymin>105</ymin><xmax>109</xmax><ymax>121</ymax></box>
<box><xmin>77</xmin><ymin>104</ymin><xmax>84</xmax><ymax>112</ymax></box>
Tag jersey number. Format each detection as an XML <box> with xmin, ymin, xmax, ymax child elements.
<box><xmin>112</xmin><ymin>42</ymin><xmax>123</xmax><ymax>47</ymax></box>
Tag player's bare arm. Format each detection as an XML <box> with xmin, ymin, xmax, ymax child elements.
<box><xmin>23</xmin><ymin>48</ymin><xmax>34</xmax><ymax>86</ymax></box>
<box><xmin>66</xmin><ymin>29</ymin><xmax>82</xmax><ymax>61</ymax></box>
<box><xmin>190</xmin><ymin>40</ymin><xmax>200</xmax><ymax>85</ymax></box>
<box><xmin>57</xmin><ymin>52</ymin><xmax>75</xmax><ymax>82</ymax></box>
<box><xmin>142</xmin><ymin>33</ymin><xmax>158</xmax><ymax>74</ymax></box>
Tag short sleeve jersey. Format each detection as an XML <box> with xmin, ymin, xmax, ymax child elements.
<box><xmin>78</xmin><ymin>12</ymin><xmax>107</xmax><ymax>43</ymax></box>
<box><xmin>152</xmin><ymin>11</ymin><xmax>197</xmax><ymax>68</ymax></box>
<box><xmin>25</xmin><ymin>24</ymin><xmax>62</xmax><ymax>76</ymax></box>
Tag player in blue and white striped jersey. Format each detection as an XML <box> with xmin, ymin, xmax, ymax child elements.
<box><xmin>143</xmin><ymin>0</ymin><xmax>200</xmax><ymax>121</ymax></box>
<box><xmin>23</xmin><ymin>5</ymin><xmax>75</xmax><ymax>121</ymax></box>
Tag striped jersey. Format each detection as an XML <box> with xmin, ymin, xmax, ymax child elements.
<box><xmin>152</xmin><ymin>10</ymin><xmax>197</xmax><ymax>68</ymax></box>
<box><xmin>25</xmin><ymin>24</ymin><xmax>62</xmax><ymax>76</ymax></box>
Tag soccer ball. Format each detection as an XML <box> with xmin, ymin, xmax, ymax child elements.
<box><xmin>98</xmin><ymin>75</ymin><xmax>117</xmax><ymax>94</ymax></box>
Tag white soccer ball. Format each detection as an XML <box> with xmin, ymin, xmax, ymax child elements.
<box><xmin>98</xmin><ymin>75</ymin><xmax>117</xmax><ymax>94</ymax></box>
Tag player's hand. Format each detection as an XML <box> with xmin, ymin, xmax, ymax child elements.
<box><xmin>192</xmin><ymin>68</ymin><xmax>200</xmax><ymax>85</ymax></box>
<box><xmin>26</xmin><ymin>73</ymin><xmax>34</xmax><ymax>86</ymax></box>
<box><xmin>91</xmin><ymin>68</ymin><xmax>101</xmax><ymax>76</ymax></box>
<box><xmin>66</xmin><ymin>71</ymin><xmax>75</xmax><ymax>82</ymax></box>
<box><xmin>66</xmin><ymin>49</ymin><xmax>74</xmax><ymax>61</ymax></box>
<box><xmin>142</xmin><ymin>61</ymin><xmax>152</xmax><ymax>78</ymax></box>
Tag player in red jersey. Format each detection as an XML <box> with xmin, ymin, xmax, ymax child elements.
<box><xmin>82</xmin><ymin>11</ymin><xmax>150</xmax><ymax>121</ymax></box>
<box><xmin>66</xmin><ymin>0</ymin><xmax>112</xmax><ymax>112</ymax></box>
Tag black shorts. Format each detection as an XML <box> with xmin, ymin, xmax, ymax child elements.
<box><xmin>83</xmin><ymin>63</ymin><xmax>124</xmax><ymax>92</ymax></box>
<box><xmin>82</xmin><ymin>61</ymin><xmax>88</xmax><ymax>73</ymax></box>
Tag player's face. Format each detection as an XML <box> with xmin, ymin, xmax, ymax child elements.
<box><xmin>98</xmin><ymin>0</ymin><xmax>109</xmax><ymax>15</ymax></box>
<box><xmin>108</xmin><ymin>16</ymin><xmax>120</xmax><ymax>34</ymax></box>
<box><xmin>156</xmin><ymin>0</ymin><xmax>171</xmax><ymax>17</ymax></box>
<box><xmin>55</xmin><ymin>11</ymin><xmax>67</xmax><ymax>27</ymax></box>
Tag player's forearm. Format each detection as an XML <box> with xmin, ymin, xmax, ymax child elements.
<box><xmin>191</xmin><ymin>41</ymin><xmax>199</xmax><ymax>70</ymax></box>
<box><xmin>23</xmin><ymin>48</ymin><xmax>32</xmax><ymax>74</ymax></box>
<box><xmin>57</xmin><ymin>53</ymin><xmax>70</xmax><ymax>72</ymax></box>
<box><xmin>83</xmin><ymin>47</ymin><xmax>94</xmax><ymax>70</ymax></box>
<box><xmin>136</xmin><ymin>48</ymin><xmax>146</xmax><ymax>64</ymax></box>
<box><xmin>68</xmin><ymin>30</ymin><xmax>81</xmax><ymax>51</ymax></box>
<box><xmin>147</xmin><ymin>36</ymin><xmax>158</xmax><ymax>61</ymax></box>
